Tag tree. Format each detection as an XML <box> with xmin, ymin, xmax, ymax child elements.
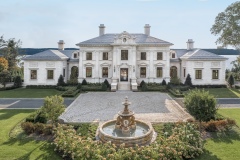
<box><xmin>0</xmin><ymin>70</ymin><xmax>10</xmax><ymax>88</ymax></box>
<box><xmin>161</xmin><ymin>79</ymin><xmax>167</xmax><ymax>86</ymax></box>
<box><xmin>184</xmin><ymin>89</ymin><xmax>218</xmax><ymax>131</ymax></box>
<box><xmin>103</xmin><ymin>79</ymin><xmax>110</xmax><ymax>88</ymax></box>
<box><xmin>228</xmin><ymin>74</ymin><xmax>235</xmax><ymax>88</ymax></box>
<box><xmin>210</xmin><ymin>2</ymin><xmax>240</xmax><ymax>49</ymax></box>
<box><xmin>14</xmin><ymin>76</ymin><xmax>22</xmax><ymax>88</ymax></box>
<box><xmin>0</xmin><ymin>57</ymin><xmax>8</xmax><ymax>72</ymax></box>
<box><xmin>184</xmin><ymin>74</ymin><xmax>192</xmax><ymax>86</ymax></box>
<box><xmin>40</xmin><ymin>95</ymin><xmax>65</xmax><ymax>126</ymax></box>
<box><xmin>57</xmin><ymin>74</ymin><xmax>65</xmax><ymax>86</ymax></box>
<box><xmin>82</xmin><ymin>79</ymin><xmax>87</xmax><ymax>85</ymax></box>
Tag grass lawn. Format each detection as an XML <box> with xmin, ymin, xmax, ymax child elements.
<box><xmin>196</xmin><ymin>108</ymin><xmax>240</xmax><ymax>160</ymax></box>
<box><xmin>0</xmin><ymin>109</ymin><xmax>61</xmax><ymax>160</ymax></box>
<box><xmin>0</xmin><ymin>88</ymin><xmax>63</xmax><ymax>98</ymax></box>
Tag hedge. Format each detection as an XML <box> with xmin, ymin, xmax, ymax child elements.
<box><xmin>0</xmin><ymin>86</ymin><xmax>19</xmax><ymax>91</ymax></box>
<box><xmin>62</xmin><ymin>90</ymin><xmax>79</xmax><ymax>97</ymax></box>
<box><xmin>26</xmin><ymin>85</ymin><xmax>57</xmax><ymax>89</ymax></box>
<box><xmin>169</xmin><ymin>89</ymin><xmax>184</xmax><ymax>97</ymax></box>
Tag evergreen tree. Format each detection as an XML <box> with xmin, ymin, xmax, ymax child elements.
<box><xmin>228</xmin><ymin>74</ymin><xmax>234</xmax><ymax>88</ymax></box>
<box><xmin>104</xmin><ymin>79</ymin><xmax>110</xmax><ymax>88</ymax></box>
<box><xmin>184</xmin><ymin>74</ymin><xmax>192</xmax><ymax>86</ymax></box>
<box><xmin>161</xmin><ymin>79</ymin><xmax>167</xmax><ymax>86</ymax></box>
<box><xmin>14</xmin><ymin>76</ymin><xmax>22</xmax><ymax>88</ymax></box>
<box><xmin>82</xmin><ymin>79</ymin><xmax>87</xmax><ymax>85</ymax></box>
<box><xmin>57</xmin><ymin>74</ymin><xmax>65</xmax><ymax>86</ymax></box>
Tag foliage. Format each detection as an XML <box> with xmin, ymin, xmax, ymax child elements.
<box><xmin>169</xmin><ymin>89</ymin><xmax>184</xmax><ymax>97</ymax></box>
<box><xmin>230</xmin><ymin>56</ymin><xmax>240</xmax><ymax>80</ymax></box>
<box><xmin>161</xmin><ymin>79</ymin><xmax>167</xmax><ymax>85</ymax></box>
<box><xmin>67</xmin><ymin>78</ymin><xmax>78</xmax><ymax>85</ymax></box>
<box><xmin>184</xmin><ymin>74</ymin><xmax>192</xmax><ymax>86</ymax></box>
<box><xmin>184</xmin><ymin>89</ymin><xmax>218</xmax><ymax>122</ymax></box>
<box><xmin>202</xmin><ymin>118</ymin><xmax>237</xmax><ymax>132</ymax></box>
<box><xmin>140</xmin><ymin>80</ymin><xmax>145</xmax><ymax>87</ymax></box>
<box><xmin>210</xmin><ymin>1</ymin><xmax>240</xmax><ymax>49</ymax></box>
<box><xmin>13</xmin><ymin>75</ymin><xmax>22</xmax><ymax>88</ymax></box>
<box><xmin>26</xmin><ymin>85</ymin><xmax>57</xmax><ymax>89</ymax></box>
<box><xmin>103</xmin><ymin>79</ymin><xmax>110</xmax><ymax>88</ymax></box>
<box><xmin>140</xmin><ymin>82</ymin><xmax>167</xmax><ymax>92</ymax></box>
<box><xmin>40</xmin><ymin>95</ymin><xmax>65</xmax><ymax>125</ymax></box>
<box><xmin>81</xmin><ymin>83</ymin><xmax>108</xmax><ymax>91</ymax></box>
<box><xmin>0</xmin><ymin>70</ymin><xmax>11</xmax><ymax>88</ymax></box>
<box><xmin>0</xmin><ymin>57</ymin><xmax>8</xmax><ymax>72</ymax></box>
<box><xmin>57</xmin><ymin>74</ymin><xmax>65</xmax><ymax>86</ymax></box>
<box><xmin>170</xmin><ymin>76</ymin><xmax>181</xmax><ymax>85</ymax></box>
<box><xmin>82</xmin><ymin>79</ymin><xmax>87</xmax><ymax>85</ymax></box>
<box><xmin>74</xmin><ymin>123</ymin><xmax>98</xmax><ymax>140</ymax></box>
<box><xmin>25</xmin><ymin>110</ymin><xmax>47</xmax><ymax>124</ymax></box>
<box><xmin>53</xmin><ymin>122</ymin><xmax>203</xmax><ymax>160</ymax></box>
<box><xmin>62</xmin><ymin>89</ymin><xmax>79</xmax><ymax>97</ymax></box>
<box><xmin>21</xmin><ymin>122</ymin><xmax>35</xmax><ymax>135</ymax></box>
<box><xmin>21</xmin><ymin>121</ymin><xmax>53</xmax><ymax>135</ymax></box>
<box><xmin>228</xmin><ymin>74</ymin><xmax>234</xmax><ymax>88</ymax></box>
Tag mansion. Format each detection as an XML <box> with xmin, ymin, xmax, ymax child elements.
<box><xmin>23</xmin><ymin>24</ymin><xmax>228</xmax><ymax>91</ymax></box>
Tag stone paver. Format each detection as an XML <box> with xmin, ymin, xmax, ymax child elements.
<box><xmin>59</xmin><ymin>92</ymin><xmax>192</xmax><ymax>123</ymax></box>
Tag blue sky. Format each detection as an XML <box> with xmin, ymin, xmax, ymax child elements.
<box><xmin>0</xmin><ymin>0</ymin><xmax>237</xmax><ymax>49</ymax></box>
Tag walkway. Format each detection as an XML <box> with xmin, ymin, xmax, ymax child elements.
<box><xmin>59</xmin><ymin>92</ymin><xmax>192</xmax><ymax>123</ymax></box>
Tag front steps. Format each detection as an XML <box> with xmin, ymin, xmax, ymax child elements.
<box><xmin>118</xmin><ymin>82</ymin><xmax>131</xmax><ymax>91</ymax></box>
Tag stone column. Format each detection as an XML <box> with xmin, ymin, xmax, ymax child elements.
<box><xmin>78</xmin><ymin>51</ymin><xmax>84</xmax><ymax>82</ymax></box>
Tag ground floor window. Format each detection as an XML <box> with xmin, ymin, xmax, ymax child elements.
<box><xmin>195</xmin><ymin>70</ymin><xmax>202</xmax><ymax>79</ymax></box>
<box><xmin>156</xmin><ymin>67</ymin><xmax>163</xmax><ymax>77</ymax></box>
<box><xmin>183</xmin><ymin>68</ymin><xmax>186</xmax><ymax>77</ymax></box>
<box><xmin>86</xmin><ymin>67</ymin><xmax>92</xmax><ymax>77</ymax></box>
<box><xmin>170</xmin><ymin>66</ymin><xmax>177</xmax><ymax>78</ymax></box>
<box><xmin>30</xmin><ymin>70</ymin><xmax>37</xmax><ymax>79</ymax></box>
<box><xmin>102</xmin><ymin>67</ymin><xmax>108</xmax><ymax>78</ymax></box>
<box><xmin>47</xmin><ymin>70</ymin><xmax>54</xmax><ymax>79</ymax></box>
<box><xmin>140</xmin><ymin>67</ymin><xmax>146</xmax><ymax>78</ymax></box>
<box><xmin>212</xmin><ymin>70</ymin><xmax>219</xmax><ymax>79</ymax></box>
<box><xmin>63</xmin><ymin>69</ymin><xmax>65</xmax><ymax>77</ymax></box>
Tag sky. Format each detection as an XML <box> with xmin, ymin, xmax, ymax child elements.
<box><xmin>0</xmin><ymin>0</ymin><xmax>237</xmax><ymax>49</ymax></box>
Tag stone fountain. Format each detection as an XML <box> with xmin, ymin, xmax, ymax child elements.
<box><xmin>98</xmin><ymin>97</ymin><xmax>154</xmax><ymax>147</ymax></box>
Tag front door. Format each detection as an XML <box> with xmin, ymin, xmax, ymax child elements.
<box><xmin>120</xmin><ymin>68</ymin><xmax>128</xmax><ymax>81</ymax></box>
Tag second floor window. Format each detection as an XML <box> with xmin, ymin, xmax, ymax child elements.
<box><xmin>141</xmin><ymin>52</ymin><xmax>146</xmax><ymax>60</ymax></box>
<box><xmin>86</xmin><ymin>52</ymin><xmax>92</xmax><ymax>60</ymax></box>
<box><xmin>103</xmin><ymin>52</ymin><xmax>108</xmax><ymax>60</ymax></box>
<box><xmin>121</xmin><ymin>50</ymin><xmax>128</xmax><ymax>60</ymax></box>
<box><xmin>157</xmin><ymin>52</ymin><xmax>163</xmax><ymax>60</ymax></box>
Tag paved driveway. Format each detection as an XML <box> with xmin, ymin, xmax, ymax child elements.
<box><xmin>0</xmin><ymin>98</ymin><xmax>74</xmax><ymax>109</ymax></box>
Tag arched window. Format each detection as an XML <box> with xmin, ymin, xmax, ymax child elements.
<box><xmin>170</xmin><ymin>66</ymin><xmax>177</xmax><ymax>78</ymax></box>
<box><xmin>70</xmin><ymin>66</ymin><xmax>78</xmax><ymax>79</ymax></box>
<box><xmin>172</xmin><ymin>53</ymin><xmax>176</xmax><ymax>58</ymax></box>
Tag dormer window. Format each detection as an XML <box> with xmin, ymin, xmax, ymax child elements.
<box><xmin>172</xmin><ymin>53</ymin><xmax>176</xmax><ymax>58</ymax></box>
<box><xmin>73</xmin><ymin>53</ymin><xmax>77</xmax><ymax>59</ymax></box>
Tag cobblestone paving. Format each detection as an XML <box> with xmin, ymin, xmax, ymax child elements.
<box><xmin>59</xmin><ymin>92</ymin><xmax>192</xmax><ymax>123</ymax></box>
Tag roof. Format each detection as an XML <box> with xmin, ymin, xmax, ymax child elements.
<box><xmin>179</xmin><ymin>49</ymin><xmax>228</xmax><ymax>60</ymax></box>
<box><xmin>77</xmin><ymin>34</ymin><xmax>173</xmax><ymax>46</ymax></box>
<box><xmin>23</xmin><ymin>50</ymin><xmax>76</xmax><ymax>61</ymax></box>
<box><xmin>202</xmin><ymin>49</ymin><xmax>240</xmax><ymax>55</ymax></box>
<box><xmin>19</xmin><ymin>48</ymin><xmax>78</xmax><ymax>55</ymax></box>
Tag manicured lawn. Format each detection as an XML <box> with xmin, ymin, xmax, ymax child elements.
<box><xmin>0</xmin><ymin>88</ymin><xmax>63</xmax><ymax>98</ymax></box>
<box><xmin>0</xmin><ymin>109</ymin><xmax>61</xmax><ymax>160</ymax></box>
<box><xmin>196</xmin><ymin>108</ymin><xmax>240</xmax><ymax>160</ymax></box>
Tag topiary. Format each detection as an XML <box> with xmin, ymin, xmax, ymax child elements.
<box><xmin>140</xmin><ymin>80</ymin><xmax>146</xmax><ymax>87</ymax></box>
<box><xmin>57</xmin><ymin>74</ymin><xmax>65</xmax><ymax>86</ymax></box>
<box><xmin>103</xmin><ymin>79</ymin><xmax>110</xmax><ymax>88</ymax></box>
<box><xmin>82</xmin><ymin>79</ymin><xmax>87</xmax><ymax>85</ymax></box>
<box><xmin>162</xmin><ymin>79</ymin><xmax>167</xmax><ymax>86</ymax></box>
<box><xmin>184</xmin><ymin>74</ymin><xmax>192</xmax><ymax>86</ymax></box>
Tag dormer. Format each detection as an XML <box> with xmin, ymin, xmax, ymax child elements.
<box><xmin>112</xmin><ymin>31</ymin><xmax>137</xmax><ymax>45</ymax></box>
<box><xmin>170</xmin><ymin>50</ymin><xmax>177</xmax><ymax>59</ymax></box>
<box><xmin>72</xmin><ymin>51</ymin><xmax>79</xmax><ymax>59</ymax></box>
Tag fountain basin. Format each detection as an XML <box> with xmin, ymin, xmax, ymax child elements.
<box><xmin>98</xmin><ymin>119</ymin><xmax>154</xmax><ymax>147</ymax></box>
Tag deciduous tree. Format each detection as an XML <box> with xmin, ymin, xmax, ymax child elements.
<box><xmin>0</xmin><ymin>57</ymin><xmax>8</xmax><ymax>72</ymax></box>
<box><xmin>210</xmin><ymin>2</ymin><xmax>240</xmax><ymax>49</ymax></box>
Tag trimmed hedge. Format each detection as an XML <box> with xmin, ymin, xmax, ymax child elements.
<box><xmin>26</xmin><ymin>85</ymin><xmax>57</xmax><ymax>89</ymax></box>
<box><xmin>62</xmin><ymin>89</ymin><xmax>79</xmax><ymax>97</ymax></box>
<box><xmin>192</xmin><ymin>85</ymin><xmax>227</xmax><ymax>88</ymax></box>
<box><xmin>81</xmin><ymin>83</ymin><xmax>107</xmax><ymax>91</ymax></box>
<box><xmin>169</xmin><ymin>89</ymin><xmax>184</xmax><ymax>97</ymax></box>
<box><xmin>141</xmin><ymin>83</ymin><xmax>167</xmax><ymax>92</ymax></box>
<box><xmin>0</xmin><ymin>85</ymin><xmax>19</xmax><ymax>91</ymax></box>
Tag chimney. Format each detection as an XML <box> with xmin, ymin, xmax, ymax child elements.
<box><xmin>144</xmin><ymin>24</ymin><xmax>151</xmax><ymax>36</ymax></box>
<box><xmin>187</xmin><ymin>39</ymin><xmax>194</xmax><ymax>50</ymax></box>
<box><xmin>58</xmin><ymin>40</ymin><xmax>65</xmax><ymax>50</ymax></box>
<box><xmin>99</xmin><ymin>24</ymin><xmax>105</xmax><ymax>36</ymax></box>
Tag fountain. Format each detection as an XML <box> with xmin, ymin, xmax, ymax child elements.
<box><xmin>98</xmin><ymin>97</ymin><xmax>155</xmax><ymax>147</ymax></box>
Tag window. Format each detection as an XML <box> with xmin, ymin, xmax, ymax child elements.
<box><xmin>156</xmin><ymin>67</ymin><xmax>163</xmax><ymax>77</ymax></box>
<box><xmin>141</xmin><ymin>52</ymin><xmax>146</xmax><ymax>60</ymax></box>
<box><xmin>157</xmin><ymin>52</ymin><xmax>163</xmax><ymax>60</ymax></box>
<box><xmin>86</xmin><ymin>67</ymin><xmax>92</xmax><ymax>77</ymax></box>
<box><xmin>74</xmin><ymin>53</ymin><xmax>77</xmax><ymax>58</ymax></box>
<box><xmin>30</xmin><ymin>70</ymin><xmax>37</xmax><ymax>79</ymax></box>
<box><xmin>86</xmin><ymin>52</ymin><xmax>92</xmax><ymax>60</ymax></box>
<box><xmin>172</xmin><ymin>53</ymin><xmax>176</xmax><ymax>58</ymax></box>
<box><xmin>63</xmin><ymin>69</ymin><xmax>65</xmax><ymax>77</ymax></box>
<box><xmin>102</xmin><ymin>67</ymin><xmax>108</xmax><ymax>77</ymax></box>
<box><xmin>140</xmin><ymin>67</ymin><xmax>146</xmax><ymax>78</ymax></box>
<box><xmin>121</xmin><ymin>50</ymin><xmax>128</xmax><ymax>60</ymax></box>
<box><xmin>183</xmin><ymin>68</ymin><xmax>186</xmax><ymax>77</ymax></box>
<box><xmin>195</xmin><ymin>70</ymin><xmax>202</xmax><ymax>79</ymax></box>
<box><xmin>103</xmin><ymin>52</ymin><xmax>108</xmax><ymax>60</ymax></box>
<box><xmin>212</xmin><ymin>70</ymin><xmax>219</xmax><ymax>79</ymax></box>
<box><xmin>47</xmin><ymin>70</ymin><xmax>54</xmax><ymax>79</ymax></box>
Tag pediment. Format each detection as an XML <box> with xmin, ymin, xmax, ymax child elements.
<box><xmin>84</xmin><ymin>63</ymin><xmax>94</xmax><ymax>67</ymax></box>
<box><xmin>154</xmin><ymin>62</ymin><xmax>165</xmax><ymax>66</ymax></box>
<box><xmin>113</xmin><ymin>31</ymin><xmax>136</xmax><ymax>45</ymax></box>
<box><xmin>138</xmin><ymin>62</ymin><xmax>148</xmax><ymax>67</ymax></box>
<box><xmin>100</xmin><ymin>62</ymin><xmax>111</xmax><ymax>67</ymax></box>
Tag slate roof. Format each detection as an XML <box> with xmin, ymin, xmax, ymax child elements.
<box><xmin>202</xmin><ymin>49</ymin><xmax>240</xmax><ymax>55</ymax></box>
<box><xmin>23</xmin><ymin>50</ymin><xmax>76</xmax><ymax>61</ymax></box>
<box><xmin>19</xmin><ymin>48</ymin><xmax>78</xmax><ymax>55</ymax></box>
<box><xmin>77</xmin><ymin>34</ymin><xmax>173</xmax><ymax>46</ymax></box>
<box><xmin>179</xmin><ymin>49</ymin><xmax>227</xmax><ymax>60</ymax></box>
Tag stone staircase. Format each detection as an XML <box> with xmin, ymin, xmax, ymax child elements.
<box><xmin>118</xmin><ymin>82</ymin><xmax>131</xmax><ymax>91</ymax></box>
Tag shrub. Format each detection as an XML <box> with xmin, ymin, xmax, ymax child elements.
<box><xmin>162</xmin><ymin>79</ymin><xmax>167</xmax><ymax>85</ymax></box>
<box><xmin>62</xmin><ymin>89</ymin><xmax>78</xmax><ymax>97</ymax></box>
<box><xmin>25</xmin><ymin>113</ymin><xmax>36</xmax><ymax>123</ymax></box>
<box><xmin>21</xmin><ymin>122</ymin><xmax>35</xmax><ymax>135</ymax></box>
<box><xmin>228</xmin><ymin>74</ymin><xmax>234</xmax><ymax>88</ymax></box>
<box><xmin>184</xmin><ymin>74</ymin><xmax>192</xmax><ymax>86</ymax></box>
<box><xmin>170</xmin><ymin>77</ymin><xmax>181</xmax><ymax>85</ymax></box>
<box><xmin>103</xmin><ymin>79</ymin><xmax>110</xmax><ymax>88</ymax></box>
<box><xmin>26</xmin><ymin>85</ymin><xmax>57</xmax><ymax>89</ymax></box>
<box><xmin>57</xmin><ymin>74</ymin><xmax>66</xmax><ymax>86</ymax></box>
<box><xmin>82</xmin><ymin>79</ymin><xmax>87</xmax><ymax>85</ymax></box>
<box><xmin>77</xmin><ymin>83</ymin><xmax>82</xmax><ymax>89</ymax></box>
<box><xmin>203</xmin><ymin>118</ymin><xmax>237</xmax><ymax>132</ymax></box>
<box><xmin>43</xmin><ymin>124</ymin><xmax>53</xmax><ymax>135</ymax></box>
<box><xmin>35</xmin><ymin>123</ymin><xmax>45</xmax><ymax>134</ymax></box>
<box><xmin>184</xmin><ymin>89</ymin><xmax>217</xmax><ymax>122</ymax></box>
<box><xmin>56</xmin><ymin>86</ymin><xmax>67</xmax><ymax>91</ymax></box>
<box><xmin>34</xmin><ymin>110</ymin><xmax>47</xmax><ymax>123</ymax></box>
<box><xmin>13</xmin><ymin>76</ymin><xmax>22</xmax><ymax>88</ymax></box>
<box><xmin>67</xmin><ymin>79</ymin><xmax>78</xmax><ymax>85</ymax></box>
<box><xmin>140</xmin><ymin>80</ymin><xmax>145</xmax><ymax>87</ymax></box>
